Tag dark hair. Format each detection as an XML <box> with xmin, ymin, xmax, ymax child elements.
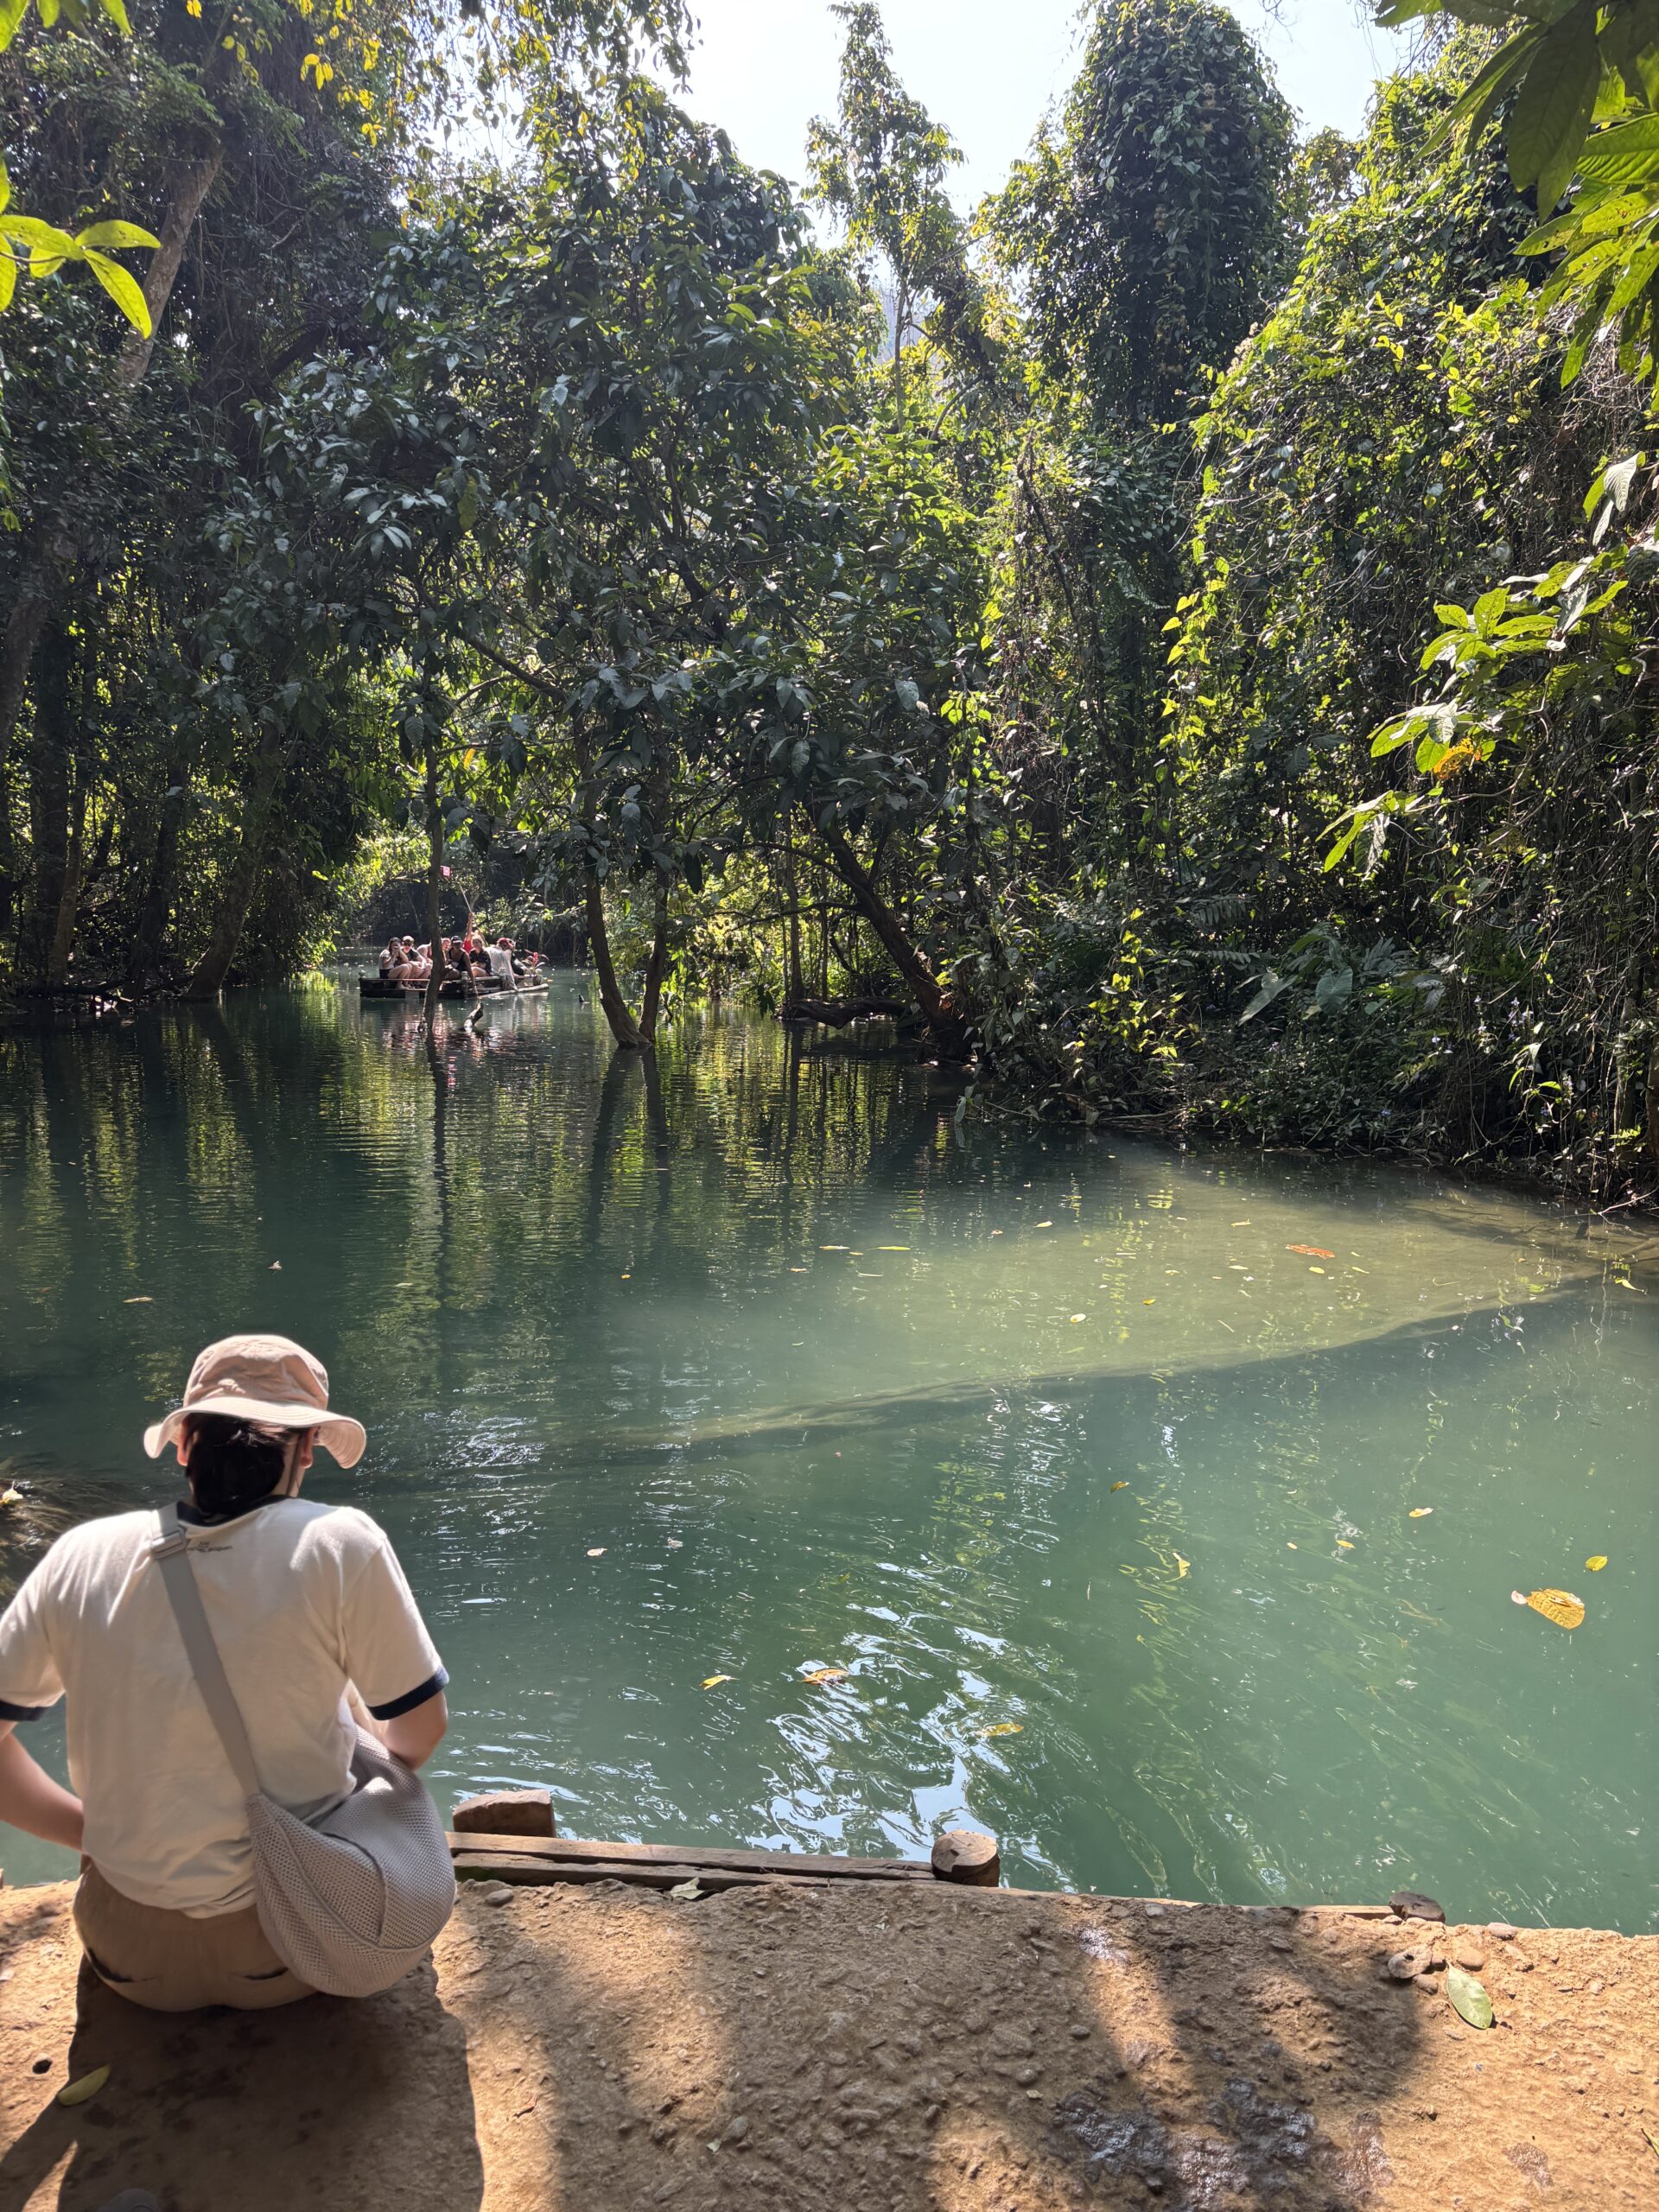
<box><xmin>181</xmin><ymin>1414</ymin><xmax>302</xmax><ymax>1520</ymax></box>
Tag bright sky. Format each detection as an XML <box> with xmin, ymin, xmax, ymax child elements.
<box><xmin>680</xmin><ymin>2</ymin><xmax>1411</xmax><ymax>208</ymax></box>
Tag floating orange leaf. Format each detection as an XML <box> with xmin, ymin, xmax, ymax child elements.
<box><xmin>1523</xmin><ymin>1588</ymin><xmax>1585</xmax><ymax>1630</ymax></box>
<box><xmin>978</xmin><ymin>1721</ymin><xmax>1023</xmax><ymax>1738</ymax></box>
<box><xmin>1287</xmin><ymin>1244</ymin><xmax>1335</xmax><ymax>1259</ymax></box>
<box><xmin>801</xmin><ymin>1667</ymin><xmax>849</xmax><ymax>1686</ymax></box>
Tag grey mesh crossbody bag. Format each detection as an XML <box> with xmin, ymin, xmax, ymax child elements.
<box><xmin>149</xmin><ymin>1504</ymin><xmax>455</xmax><ymax>1998</ymax></box>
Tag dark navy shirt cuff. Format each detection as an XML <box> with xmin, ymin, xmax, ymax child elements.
<box><xmin>0</xmin><ymin>1696</ymin><xmax>48</xmax><ymax>1723</ymax></box>
<box><xmin>366</xmin><ymin>1668</ymin><xmax>448</xmax><ymax>1720</ymax></box>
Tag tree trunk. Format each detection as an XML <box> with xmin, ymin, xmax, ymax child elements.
<box><xmin>638</xmin><ymin>878</ymin><xmax>670</xmax><ymax>1046</ymax></box>
<box><xmin>48</xmin><ymin>784</ymin><xmax>86</xmax><ymax>988</ymax></box>
<box><xmin>130</xmin><ymin>764</ymin><xmax>188</xmax><ymax>988</ymax></box>
<box><xmin>25</xmin><ymin>620</ymin><xmax>73</xmax><ymax>984</ymax></box>
<box><xmin>0</xmin><ymin>148</ymin><xmax>222</xmax><ymax>939</ymax></box>
<box><xmin>421</xmin><ymin>745</ymin><xmax>449</xmax><ymax>1027</ymax></box>
<box><xmin>784</xmin><ymin>832</ymin><xmax>804</xmax><ymax>1006</ymax></box>
<box><xmin>584</xmin><ymin>879</ymin><xmax>644</xmax><ymax>1049</ymax></box>
<box><xmin>185</xmin><ymin>734</ymin><xmax>283</xmax><ymax>997</ymax></box>
<box><xmin>813</xmin><ymin>817</ymin><xmax>965</xmax><ymax>1049</ymax></box>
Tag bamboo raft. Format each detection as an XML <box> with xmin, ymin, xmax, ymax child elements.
<box><xmin>359</xmin><ymin>976</ymin><xmax>550</xmax><ymax>1001</ymax></box>
<box><xmin>450</xmin><ymin>1791</ymin><xmax>1001</xmax><ymax>1893</ymax></box>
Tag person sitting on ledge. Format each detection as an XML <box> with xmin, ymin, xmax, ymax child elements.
<box><xmin>486</xmin><ymin>936</ymin><xmax>518</xmax><ymax>988</ymax></box>
<box><xmin>0</xmin><ymin>1333</ymin><xmax>448</xmax><ymax>2012</ymax></box>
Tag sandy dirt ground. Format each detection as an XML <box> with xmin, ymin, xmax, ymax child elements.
<box><xmin>1</xmin><ymin>1877</ymin><xmax>1655</xmax><ymax>2212</ymax></box>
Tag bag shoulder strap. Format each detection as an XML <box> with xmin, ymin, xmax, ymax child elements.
<box><xmin>149</xmin><ymin>1504</ymin><xmax>264</xmax><ymax>1802</ymax></box>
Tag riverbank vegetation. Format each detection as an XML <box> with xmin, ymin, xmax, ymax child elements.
<box><xmin>3</xmin><ymin>0</ymin><xmax>1657</xmax><ymax>1202</ymax></box>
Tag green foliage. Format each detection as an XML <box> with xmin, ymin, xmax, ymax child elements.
<box><xmin>988</xmin><ymin>0</ymin><xmax>1294</xmax><ymax>423</ymax></box>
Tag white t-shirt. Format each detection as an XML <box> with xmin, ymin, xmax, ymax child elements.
<box><xmin>486</xmin><ymin>945</ymin><xmax>515</xmax><ymax>984</ymax></box>
<box><xmin>0</xmin><ymin>1497</ymin><xmax>446</xmax><ymax>1916</ymax></box>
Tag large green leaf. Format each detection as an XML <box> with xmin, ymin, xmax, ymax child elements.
<box><xmin>75</xmin><ymin>219</ymin><xmax>158</xmax><ymax>252</ymax></box>
<box><xmin>1508</xmin><ymin>3</ymin><xmax>1603</xmax><ymax>213</ymax></box>
<box><xmin>83</xmin><ymin>247</ymin><xmax>151</xmax><ymax>334</ymax></box>
<box><xmin>1577</xmin><ymin>111</ymin><xmax>1659</xmax><ymax>186</ymax></box>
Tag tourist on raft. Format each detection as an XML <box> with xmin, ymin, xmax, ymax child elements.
<box><xmin>0</xmin><ymin>1334</ymin><xmax>449</xmax><ymax>2012</ymax></box>
<box><xmin>486</xmin><ymin>936</ymin><xmax>518</xmax><ymax>988</ymax></box>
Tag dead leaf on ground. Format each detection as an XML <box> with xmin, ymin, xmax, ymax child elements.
<box><xmin>801</xmin><ymin>1667</ymin><xmax>849</xmax><ymax>1686</ymax></box>
<box><xmin>1445</xmin><ymin>1964</ymin><xmax>1494</xmax><ymax>2029</ymax></box>
<box><xmin>1174</xmin><ymin>1553</ymin><xmax>1191</xmax><ymax>1578</ymax></box>
<box><xmin>701</xmin><ymin>1674</ymin><xmax>734</xmax><ymax>1689</ymax></box>
<box><xmin>1586</xmin><ymin>1554</ymin><xmax>1608</xmax><ymax>1572</ymax></box>
<box><xmin>1287</xmin><ymin>1244</ymin><xmax>1335</xmax><ymax>1258</ymax></box>
<box><xmin>57</xmin><ymin>2067</ymin><xmax>110</xmax><ymax>2107</ymax></box>
<box><xmin>668</xmin><ymin>1879</ymin><xmax>704</xmax><ymax>1901</ymax></box>
<box><xmin>978</xmin><ymin>1721</ymin><xmax>1023</xmax><ymax>1738</ymax></box>
<box><xmin>1523</xmin><ymin>1588</ymin><xmax>1585</xmax><ymax>1630</ymax></box>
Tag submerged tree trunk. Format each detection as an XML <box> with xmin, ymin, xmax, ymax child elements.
<box><xmin>422</xmin><ymin>744</ymin><xmax>449</xmax><ymax>1027</ymax></box>
<box><xmin>639</xmin><ymin>878</ymin><xmax>670</xmax><ymax>1044</ymax></box>
<box><xmin>813</xmin><ymin>817</ymin><xmax>966</xmax><ymax>1051</ymax></box>
<box><xmin>584</xmin><ymin>879</ymin><xmax>644</xmax><ymax>1049</ymax></box>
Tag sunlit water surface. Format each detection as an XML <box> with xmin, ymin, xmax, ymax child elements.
<box><xmin>1</xmin><ymin>979</ymin><xmax>1653</xmax><ymax>1928</ymax></box>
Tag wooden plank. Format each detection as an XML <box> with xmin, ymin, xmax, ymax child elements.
<box><xmin>446</xmin><ymin>1832</ymin><xmax>934</xmax><ymax>1883</ymax></box>
<box><xmin>454</xmin><ymin>1853</ymin><xmax>825</xmax><ymax>1893</ymax></box>
<box><xmin>453</xmin><ymin>1790</ymin><xmax>556</xmax><ymax>1837</ymax></box>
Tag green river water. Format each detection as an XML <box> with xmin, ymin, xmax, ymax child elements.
<box><xmin>1</xmin><ymin>977</ymin><xmax>1653</xmax><ymax>1928</ymax></box>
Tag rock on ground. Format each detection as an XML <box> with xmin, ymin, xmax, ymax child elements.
<box><xmin>1</xmin><ymin>1879</ymin><xmax>1656</xmax><ymax>2210</ymax></box>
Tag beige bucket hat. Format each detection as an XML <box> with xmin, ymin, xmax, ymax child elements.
<box><xmin>143</xmin><ymin>1333</ymin><xmax>366</xmax><ymax>1468</ymax></box>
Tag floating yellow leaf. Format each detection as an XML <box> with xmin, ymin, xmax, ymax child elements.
<box><xmin>1070</xmin><ymin>1313</ymin><xmax>1087</xmax><ymax>1323</ymax></box>
<box><xmin>1110</xmin><ymin>1480</ymin><xmax>1128</xmax><ymax>1492</ymax></box>
<box><xmin>1142</xmin><ymin>1298</ymin><xmax>1156</xmax><ymax>1306</ymax></box>
<box><xmin>819</xmin><ymin>1244</ymin><xmax>848</xmax><ymax>1251</ymax></box>
<box><xmin>978</xmin><ymin>1721</ymin><xmax>1023</xmax><ymax>1738</ymax></box>
<box><xmin>1408</xmin><ymin>1507</ymin><xmax>1433</xmax><ymax>1518</ymax></box>
<box><xmin>1586</xmin><ymin>1555</ymin><xmax>1607</xmax><ymax>1572</ymax></box>
<box><xmin>0</xmin><ymin>1486</ymin><xmax>22</xmax><ymax>1508</ymax></box>
<box><xmin>1174</xmin><ymin>1554</ymin><xmax>1190</xmax><ymax>1578</ymax></box>
<box><xmin>1308</xmin><ymin>1267</ymin><xmax>1326</xmax><ymax>1275</ymax></box>
<box><xmin>1036</xmin><ymin>1220</ymin><xmax>1052</xmax><ymax>1229</ymax></box>
<box><xmin>701</xmin><ymin>1674</ymin><xmax>733</xmax><ymax>1689</ymax></box>
<box><xmin>124</xmin><ymin>1295</ymin><xmax>152</xmax><ymax>1304</ymax></box>
<box><xmin>1336</xmin><ymin>1539</ymin><xmax>1355</xmax><ymax>1550</ymax></box>
<box><xmin>1231</xmin><ymin>1220</ymin><xmax>1251</xmax><ymax>1226</ymax></box>
<box><xmin>57</xmin><ymin>2067</ymin><xmax>109</xmax><ymax>2107</ymax></box>
<box><xmin>801</xmin><ymin>1667</ymin><xmax>849</xmax><ymax>1686</ymax></box>
<box><xmin>1286</xmin><ymin>1541</ymin><xmax>1298</xmax><ymax>1550</ymax></box>
<box><xmin>1523</xmin><ymin>1588</ymin><xmax>1585</xmax><ymax>1630</ymax></box>
<box><xmin>586</xmin><ymin>1547</ymin><xmax>606</xmax><ymax>1557</ymax></box>
<box><xmin>877</xmin><ymin>1245</ymin><xmax>910</xmax><ymax>1251</ymax></box>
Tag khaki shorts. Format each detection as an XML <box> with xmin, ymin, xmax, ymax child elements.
<box><xmin>74</xmin><ymin>1862</ymin><xmax>315</xmax><ymax>2012</ymax></box>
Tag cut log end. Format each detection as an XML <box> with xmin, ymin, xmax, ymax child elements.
<box><xmin>931</xmin><ymin>1829</ymin><xmax>1001</xmax><ymax>1887</ymax></box>
<box><xmin>453</xmin><ymin>1789</ymin><xmax>557</xmax><ymax>1838</ymax></box>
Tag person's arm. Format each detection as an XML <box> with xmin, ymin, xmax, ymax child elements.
<box><xmin>0</xmin><ymin>1724</ymin><xmax>83</xmax><ymax>1851</ymax></box>
<box><xmin>381</xmin><ymin>1689</ymin><xmax>448</xmax><ymax>1769</ymax></box>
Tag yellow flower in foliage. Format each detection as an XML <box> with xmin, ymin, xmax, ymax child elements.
<box><xmin>1434</xmin><ymin>739</ymin><xmax>1484</xmax><ymax>783</ymax></box>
